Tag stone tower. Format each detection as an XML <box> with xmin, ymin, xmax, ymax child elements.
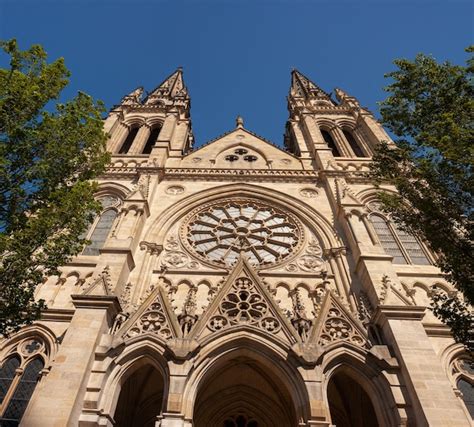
<box><xmin>1</xmin><ymin>69</ymin><xmax>472</xmax><ymax>427</ymax></box>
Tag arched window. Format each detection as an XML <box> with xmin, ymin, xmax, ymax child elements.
<box><xmin>321</xmin><ymin>130</ymin><xmax>341</xmax><ymax>157</ymax></box>
<box><xmin>451</xmin><ymin>358</ymin><xmax>474</xmax><ymax>419</ymax></box>
<box><xmin>1</xmin><ymin>359</ymin><xmax>44</xmax><ymax>425</ymax></box>
<box><xmin>369</xmin><ymin>214</ymin><xmax>430</xmax><ymax>265</ymax></box>
<box><xmin>0</xmin><ymin>356</ymin><xmax>20</xmax><ymax>404</ymax></box>
<box><xmin>82</xmin><ymin>196</ymin><xmax>120</xmax><ymax>256</ymax></box>
<box><xmin>343</xmin><ymin>129</ymin><xmax>365</xmax><ymax>158</ymax></box>
<box><xmin>142</xmin><ymin>126</ymin><xmax>161</xmax><ymax>154</ymax></box>
<box><xmin>118</xmin><ymin>126</ymin><xmax>139</xmax><ymax>154</ymax></box>
<box><xmin>457</xmin><ymin>378</ymin><xmax>474</xmax><ymax>418</ymax></box>
<box><xmin>0</xmin><ymin>338</ymin><xmax>47</xmax><ymax>425</ymax></box>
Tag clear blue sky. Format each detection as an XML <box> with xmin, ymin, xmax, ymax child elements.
<box><xmin>1</xmin><ymin>0</ymin><xmax>473</xmax><ymax>147</ymax></box>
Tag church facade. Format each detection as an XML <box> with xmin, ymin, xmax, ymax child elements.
<box><xmin>1</xmin><ymin>69</ymin><xmax>472</xmax><ymax>426</ymax></box>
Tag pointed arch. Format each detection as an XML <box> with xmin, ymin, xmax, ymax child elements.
<box><xmin>322</xmin><ymin>347</ymin><xmax>404</xmax><ymax>426</ymax></box>
<box><xmin>82</xmin><ymin>339</ymin><xmax>170</xmax><ymax>426</ymax></box>
<box><xmin>182</xmin><ymin>332</ymin><xmax>311</xmax><ymax>425</ymax></box>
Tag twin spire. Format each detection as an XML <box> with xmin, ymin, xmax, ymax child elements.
<box><xmin>119</xmin><ymin>67</ymin><xmax>357</xmax><ymax>115</ymax></box>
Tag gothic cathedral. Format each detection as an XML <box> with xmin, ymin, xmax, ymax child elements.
<box><xmin>1</xmin><ymin>69</ymin><xmax>473</xmax><ymax>427</ymax></box>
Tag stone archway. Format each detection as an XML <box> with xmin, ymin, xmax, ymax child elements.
<box><xmin>193</xmin><ymin>357</ymin><xmax>297</xmax><ymax>427</ymax></box>
<box><xmin>327</xmin><ymin>371</ymin><xmax>379</xmax><ymax>427</ymax></box>
<box><xmin>113</xmin><ymin>363</ymin><xmax>165</xmax><ymax>427</ymax></box>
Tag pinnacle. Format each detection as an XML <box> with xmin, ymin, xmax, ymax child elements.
<box><xmin>236</xmin><ymin>115</ymin><xmax>244</xmax><ymax>128</ymax></box>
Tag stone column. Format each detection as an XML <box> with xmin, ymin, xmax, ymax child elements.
<box><xmin>302</xmin><ymin>116</ymin><xmax>334</xmax><ymax>169</ymax></box>
<box><xmin>161</xmin><ymin>360</ymin><xmax>193</xmax><ymax>427</ymax></box>
<box><xmin>298</xmin><ymin>366</ymin><xmax>331</xmax><ymax>427</ymax></box>
<box><xmin>130</xmin><ymin>125</ymin><xmax>151</xmax><ymax>154</ymax></box>
<box><xmin>109</xmin><ymin>123</ymin><xmax>129</xmax><ymax>153</ymax></box>
<box><xmin>325</xmin><ymin>248</ymin><xmax>357</xmax><ymax>312</ymax></box>
<box><xmin>374</xmin><ymin>306</ymin><xmax>470</xmax><ymax>427</ymax></box>
<box><xmin>21</xmin><ymin>296</ymin><xmax>121</xmax><ymax>427</ymax></box>
<box><xmin>331</xmin><ymin>126</ymin><xmax>352</xmax><ymax>157</ymax></box>
<box><xmin>133</xmin><ymin>241</ymin><xmax>162</xmax><ymax>305</ymax></box>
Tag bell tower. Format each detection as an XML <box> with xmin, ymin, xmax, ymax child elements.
<box><xmin>285</xmin><ymin>69</ymin><xmax>391</xmax><ymax>169</ymax></box>
<box><xmin>104</xmin><ymin>67</ymin><xmax>194</xmax><ymax>167</ymax></box>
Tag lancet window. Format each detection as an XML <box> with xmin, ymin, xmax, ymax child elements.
<box><xmin>369</xmin><ymin>213</ymin><xmax>430</xmax><ymax>265</ymax></box>
<box><xmin>451</xmin><ymin>358</ymin><xmax>474</xmax><ymax>419</ymax></box>
<box><xmin>0</xmin><ymin>338</ymin><xmax>47</xmax><ymax>425</ymax></box>
<box><xmin>142</xmin><ymin>126</ymin><xmax>161</xmax><ymax>154</ymax></box>
<box><xmin>118</xmin><ymin>126</ymin><xmax>139</xmax><ymax>154</ymax></box>
<box><xmin>82</xmin><ymin>195</ymin><xmax>121</xmax><ymax>256</ymax></box>
<box><xmin>342</xmin><ymin>129</ymin><xmax>366</xmax><ymax>158</ymax></box>
<box><xmin>321</xmin><ymin>129</ymin><xmax>341</xmax><ymax>157</ymax></box>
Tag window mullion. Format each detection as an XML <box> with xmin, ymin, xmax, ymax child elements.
<box><xmin>388</xmin><ymin>222</ymin><xmax>411</xmax><ymax>264</ymax></box>
<box><xmin>0</xmin><ymin>369</ymin><xmax>22</xmax><ymax>417</ymax></box>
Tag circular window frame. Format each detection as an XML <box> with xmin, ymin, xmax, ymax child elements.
<box><xmin>180</xmin><ymin>198</ymin><xmax>305</xmax><ymax>270</ymax></box>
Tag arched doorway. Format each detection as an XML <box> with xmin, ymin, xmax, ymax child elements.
<box><xmin>327</xmin><ymin>371</ymin><xmax>379</xmax><ymax>427</ymax></box>
<box><xmin>193</xmin><ymin>357</ymin><xmax>297</xmax><ymax>427</ymax></box>
<box><xmin>113</xmin><ymin>364</ymin><xmax>164</xmax><ymax>427</ymax></box>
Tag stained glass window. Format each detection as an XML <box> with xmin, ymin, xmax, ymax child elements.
<box><xmin>82</xmin><ymin>210</ymin><xmax>117</xmax><ymax>256</ymax></box>
<box><xmin>458</xmin><ymin>378</ymin><xmax>474</xmax><ymax>419</ymax></box>
<box><xmin>187</xmin><ymin>202</ymin><xmax>300</xmax><ymax>267</ymax></box>
<box><xmin>370</xmin><ymin>215</ymin><xmax>406</xmax><ymax>264</ymax></box>
<box><xmin>369</xmin><ymin>214</ymin><xmax>430</xmax><ymax>265</ymax></box>
<box><xmin>393</xmin><ymin>224</ymin><xmax>430</xmax><ymax>265</ymax></box>
<box><xmin>0</xmin><ymin>357</ymin><xmax>20</xmax><ymax>404</ymax></box>
<box><xmin>0</xmin><ymin>358</ymin><xmax>44</xmax><ymax>426</ymax></box>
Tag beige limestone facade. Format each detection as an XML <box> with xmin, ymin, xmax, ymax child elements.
<box><xmin>1</xmin><ymin>69</ymin><xmax>472</xmax><ymax>427</ymax></box>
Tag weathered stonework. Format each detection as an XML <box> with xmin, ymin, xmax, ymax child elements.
<box><xmin>1</xmin><ymin>69</ymin><xmax>472</xmax><ymax>427</ymax></box>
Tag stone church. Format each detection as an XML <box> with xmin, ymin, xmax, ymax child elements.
<box><xmin>1</xmin><ymin>69</ymin><xmax>472</xmax><ymax>427</ymax></box>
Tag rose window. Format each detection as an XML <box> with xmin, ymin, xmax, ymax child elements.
<box><xmin>185</xmin><ymin>201</ymin><xmax>302</xmax><ymax>267</ymax></box>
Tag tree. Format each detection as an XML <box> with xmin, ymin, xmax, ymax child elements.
<box><xmin>370</xmin><ymin>47</ymin><xmax>473</xmax><ymax>350</ymax></box>
<box><xmin>0</xmin><ymin>40</ymin><xmax>110</xmax><ymax>336</ymax></box>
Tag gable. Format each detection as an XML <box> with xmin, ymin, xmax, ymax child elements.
<box><xmin>180</xmin><ymin>128</ymin><xmax>302</xmax><ymax>170</ymax></box>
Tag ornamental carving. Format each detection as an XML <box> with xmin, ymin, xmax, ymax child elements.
<box><xmin>166</xmin><ymin>185</ymin><xmax>185</xmax><ymax>195</ymax></box>
<box><xmin>161</xmin><ymin>250</ymin><xmax>200</xmax><ymax>270</ymax></box>
<box><xmin>299</xmin><ymin>188</ymin><xmax>318</xmax><ymax>198</ymax></box>
<box><xmin>285</xmin><ymin>239</ymin><xmax>325</xmax><ymax>273</ymax></box>
<box><xmin>318</xmin><ymin>307</ymin><xmax>365</xmax><ymax>347</ymax></box>
<box><xmin>207</xmin><ymin>277</ymin><xmax>281</xmax><ymax>334</ymax></box>
<box><xmin>182</xmin><ymin>200</ymin><xmax>303</xmax><ymax>269</ymax></box>
<box><xmin>126</xmin><ymin>300</ymin><xmax>172</xmax><ymax>340</ymax></box>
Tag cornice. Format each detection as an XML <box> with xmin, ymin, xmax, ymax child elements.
<box><xmin>163</xmin><ymin>168</ymin><xmax>320</xmax><ymax>182</ymax></box>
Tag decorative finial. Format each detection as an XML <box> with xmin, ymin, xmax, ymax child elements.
<box><xmin>236</xmin><ymin>115</ymin><xmax>244</xmax><ymax>128</ymax></box>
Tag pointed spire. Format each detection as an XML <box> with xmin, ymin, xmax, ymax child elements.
<box><xmin>144</xmin><ymin>67</ymin><xmax>189</xmax><ymax>106</ymax></box>
<box><xmin>290</xmin><ymin>69</ymin><xmax>334</xmax><ymax>104</ymax></box>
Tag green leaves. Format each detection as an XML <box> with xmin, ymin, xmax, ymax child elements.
<box><xmin>371</xmin><ymin>47</ymin><xmax>474</xmax><ymax>351</ymax></box>
<box><xmin>0</xmin><ymin>39</ymin><xmax>109</xmax><ymax>336</ymax></box>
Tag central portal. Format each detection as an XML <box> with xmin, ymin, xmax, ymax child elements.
<box><xmin>193</xmin><ymin>357</ymin><xmax>296</xmax><ymax>427</ymax></box>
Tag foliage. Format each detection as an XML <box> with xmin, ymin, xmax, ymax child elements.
<box><xmin>370</xmin><ymin>47</ymin><xmax>473</xmax><ymax>350</ymax></box>
<box><xmin>0</xmin><ymin>40</ymin><xmax>109</xmax><ymax>336</ymax></box>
